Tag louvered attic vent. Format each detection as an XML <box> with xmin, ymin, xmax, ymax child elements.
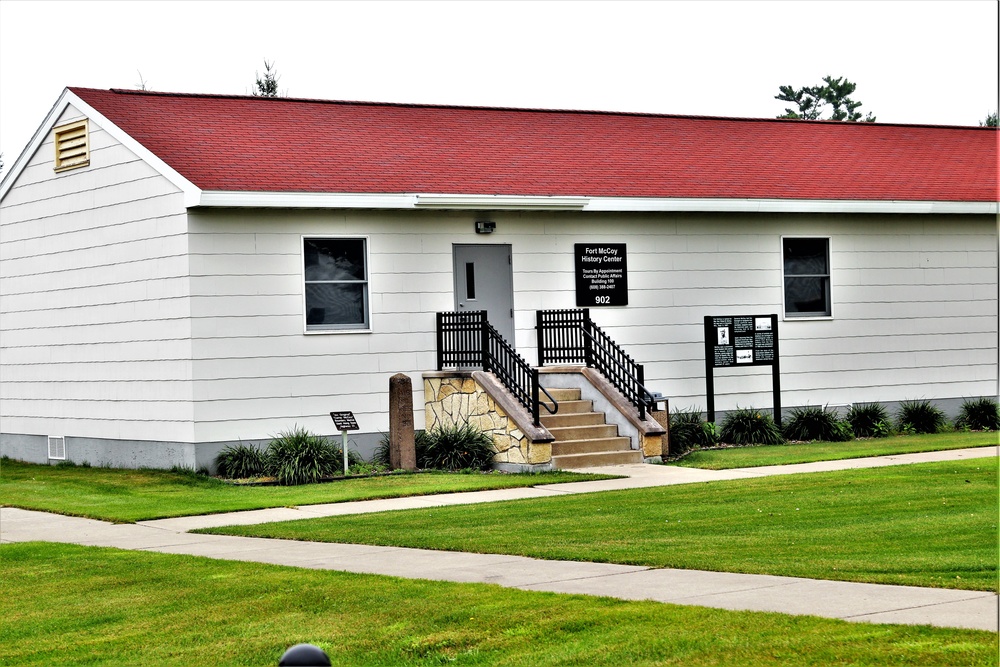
<box><xmin>53</xmin><ymin>119</ymin><xmax>90</xmax><ymax>172</ymax></box>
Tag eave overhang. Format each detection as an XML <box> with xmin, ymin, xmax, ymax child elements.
<box><xmin>192</xmin><ymin>191</ymin><xmax>997</xmax><ymax>214</ymax></box>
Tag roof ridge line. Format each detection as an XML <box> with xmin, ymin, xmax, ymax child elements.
<box><xmin>72</xmin><ymin>87</ymin><xmax>993</xmax><ymax>129</ymax></box>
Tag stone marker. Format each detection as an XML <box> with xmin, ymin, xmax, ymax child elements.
<box><xmin>389</xmin><ymin>373</ymin><xmax>417</xmax><ymax>470</ymax></box>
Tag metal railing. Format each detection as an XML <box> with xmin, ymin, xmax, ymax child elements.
<box><xmin>536</xmin><ymin>308</ymin><xmax>660</xmax><ymax>420</ymax></box>
<box><xmin>437</xmin><ymin>311</ymin><xmax>557</xmax><ymax>425</ymax></box>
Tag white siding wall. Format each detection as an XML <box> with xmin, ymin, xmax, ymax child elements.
<box><xmin>187</xmin><ymin>209</ymin><xmax>456</xmax><ymax>442</ymax></box>
<box><xmin>0</xmin><ymin>106</ymin><xmax>194</xmax><ymax>442</ymax></box>
<box><xmin>187</xmin><ymin>208</ymin><xmax>996</xmax><ymax>442</ymax></box>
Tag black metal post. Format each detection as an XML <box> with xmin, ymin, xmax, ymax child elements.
<box><xmin>436</xmin><ymin>312</ymin><xmax>444</xmax><ymax>370</ymax></box>
<box><xmin>637</xmin><ymin>363</ymin><xmax>646</xmax><ymax>420</ymax></box>
<box><xmin>582</xmin><ymin>308</ymin><xmax>594</xmax><ymax>368</ymax></box>
<box><xmin>771</xmin><ymin>314</ymin><xmax>781</xmax><ymax>426</ymax></box>
<box><xmin>704</xmin><ymin>316</ymin><xmax>715</xmax><ymax>423</ymax></box>
<box><xmin>535</xmin><ymin>311</ymin><xmax>545</xmax><ymax>367</ymax></box>
<box><xmin>531</xmin><ymin>368</ymin><xmax>540</xmax><ymax>425</ymax></box>
<box><xmin>480</xmin><ymin>311</ymin><xmax>490</xmax><ymax>373</ymax></box>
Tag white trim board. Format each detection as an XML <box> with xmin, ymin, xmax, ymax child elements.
<box><xmin>191</xmin><ymin>191</ymin><xmax>997</xmax><ymax>214</ymax></box>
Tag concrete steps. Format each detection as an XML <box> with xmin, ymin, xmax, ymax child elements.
<box><xmin>540</xmin><ymin>388</ymin><xmax>642</xmax><ymax>469</ymax></box>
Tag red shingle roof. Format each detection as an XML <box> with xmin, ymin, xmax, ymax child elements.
<box><xmin>70</xmin><ymin>87</ymin><xmax>999</xmax><ymax>202</ymax></box>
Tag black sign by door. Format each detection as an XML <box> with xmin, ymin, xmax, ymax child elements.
<box><xmin>575</xmin><ymin>243</ymin><xmax>628</xmax><ymax>307</ymax></box>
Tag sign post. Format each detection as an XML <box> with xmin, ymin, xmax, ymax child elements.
<box><xmin>704</xmin><ymin>315</ymin><xmax>781</xmax><ymax>426</ymax></box>
<box><xmin>329</xmin><ymin>411</ymin><xmax>359</xmax><ymax>475</ymax></box>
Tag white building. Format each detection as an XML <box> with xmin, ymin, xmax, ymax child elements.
<box><xmin>1</xmin><ymin>88</ymin><xmax>996</xmax><ymax>469</ymax></box>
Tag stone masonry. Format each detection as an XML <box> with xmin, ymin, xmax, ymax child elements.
<box><xmin>424</xmin><ymin>375</ymin><xmax>552</xmax><ymax>466</ymax></box>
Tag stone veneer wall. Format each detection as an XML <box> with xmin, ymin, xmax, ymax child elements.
<box><xmin>424</xmin><ymin>375</ymin><xmax>552</xmax><ymax>466</ymax></box>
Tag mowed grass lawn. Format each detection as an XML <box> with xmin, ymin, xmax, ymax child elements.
<box><xmin>2</xmin><ymin>542</ymin><xmax>996</xmax><ymax>667</ymax></box>
<box><xmin>0</xmin><ymin>460</ymin><xmax>608</xmax><ymax>523</ymax></box>
<box><xmin>671</xmin><ymin>431</ymin><xmax>997</xmax><ymax>469</ymax></box>
<box><xmin>207</xmin><ymin>459</ymin><xmax>1000</xmax><ymax>592</ymax></box>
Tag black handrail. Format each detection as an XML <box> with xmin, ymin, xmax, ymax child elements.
<box><xmin>536</xmin><ymin>308</ymin><xmax>659</xmax><ymax>420</ymax></box>
<box><xmin>437</xmin><ymin>311</ymin><xmax>557</xmax><ymax>425</ymax></box>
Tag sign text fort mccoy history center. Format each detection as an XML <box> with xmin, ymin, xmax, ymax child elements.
<box><xmin>575</xmin><ymin>243</ymin><xmax>628</xmax><ymax>307</ymax></box>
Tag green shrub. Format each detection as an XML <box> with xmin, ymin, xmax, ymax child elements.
<box><xmin>328</xmin><ymin>442</ymin><xmax>365</xmax><ymax>471</ymax></box>
<box><xmin>955</xmin><ymin>397</ymin><xmax>1000</xmax><ymax>431</ymax></box>
<box><xmin>347</xmin><ymin>460</ymin><xmax>390</xmax><ymax>476</ymax></box>
<box><xmin>215</xmin><ymin>443</ymin><xmax>269</xmax><ymax>479</ymax></box>
<box><xmin>419</xmin><ymin>423</ymin><xmax>496</xmax><ymax>471</ymax></box>
<box><xmin>374</xmin><ymin>435</ymin><xmax>390</xmax><ymax>466</ymax></box>
<box><xmin>847</xmin><ymin>403</ymin><xmax>891</xmax><ymax>438</ymax></box>
<box><xmin>719</xmin><ymin>407</ymin><xmax>785</xmax><ymax>446</ymax></box>
<box><xmin>668</xmin><ymin>409</ymin><xmax>718</xmax><ymax>456</ymax></box>
<box><xmin>896</xmin><ymin>400</ymin><xmax>946</xmax><ymax>435</ymax></box>
<box><xmin>782</xmin><ymin>406</ymin><xmax>853</xmax><ymax>442</ymax></box>
<box><xmin>374</xmin><ymin>430</ymin><xmax>430</xmax><ymax>466</ymax></box>
<box><xmin>265</xmin><ymin>427</ymin><xmax>341</xmax><ymax>485</ymax></box>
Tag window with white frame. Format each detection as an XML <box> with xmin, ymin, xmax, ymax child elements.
<box><xmin>303</xmin><ymin>237</ymin><xmax>370</xmax><ymax>331</ymax></box>
<box><xmin>782</xmin><ymin>237</ymin><xmax>831</xmax><ymax>318</ymax></box>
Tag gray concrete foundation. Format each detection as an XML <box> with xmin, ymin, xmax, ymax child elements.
<box><xmin>1</xmin><ymin>431</ymin><xmax>383</xmax><ymax>472</ymax></box>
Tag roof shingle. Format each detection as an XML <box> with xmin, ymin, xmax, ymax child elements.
<box><xmin>71</xmin><ymin>87</ymin><xmax>999</xmax><ymax>202</ymax></box>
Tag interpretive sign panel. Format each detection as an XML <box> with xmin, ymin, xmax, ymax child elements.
<box><xmin>575</xmin><ymin>243</ymin><xmax>628</xmax><ymax>307</ymax></box>
<box><xmin>707</xmin><ymin>315</ymin><xmax>777</xmax><ymax>368</ymax></box>
<box><xmin>703</xmin><ymin>314</ymin><xmax>781</xmax><ymax>425</ymax></box>
<box><xmin>329</xmin><ymin>411</ymin><xmax>359</xmax><ymax>431</ymax></box>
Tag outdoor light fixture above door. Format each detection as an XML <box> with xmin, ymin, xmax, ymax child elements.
<box><xmin>475</xmin><ymin>220</ymin><xmax>496</xmax><ymax>234</ymax></box>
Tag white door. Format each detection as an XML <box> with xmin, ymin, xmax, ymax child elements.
<box><xmin>453</xmin><ymin>244</ymin><xmax>515</xmax><ymax>344</ymax></box>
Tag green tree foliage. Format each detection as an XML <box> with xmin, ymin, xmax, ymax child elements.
<box><xmin>776</xmin><ymin>75</ymin><xmax>876</xmax><ymax>122</ymax></box>
<box><xmin>253</xmin><ymin>59</ymin><xmax>280</xmax><ymax>97</ymax></box>
<box><xmin>980</xmin><ymin>111</ymin><xmax>998</xmax><ymax>127</ymax></box>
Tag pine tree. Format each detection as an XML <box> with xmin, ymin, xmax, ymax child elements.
<box><xmin>253</xmin><ymin>60</ymin><xmax>280</xmax><ymax>97</ymax></box>
<box><xmin>776</xmin><ymin>76</ymin><xmax>875</xmax><ymax>122</ymax></box>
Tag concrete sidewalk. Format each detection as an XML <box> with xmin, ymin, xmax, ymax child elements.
<box><xmin>140</xmin><ymin>446</ymin><xmax>999</xmax><ymax>532</ymax></box>
<box><xmin>2</xmin><ymin>446</ymin><xmax>998</xmax><ymax>632</ymax></box>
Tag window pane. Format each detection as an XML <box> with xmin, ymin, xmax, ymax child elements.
<box><xmin>784</xmin><ymin>238</ymin><xmax>828</xmax><ymax>275</ymax></box>
<box><xmin>465</xmin><ymin>262</ymin><xmax>476</xmax><ymax>300</ymax></box>
<box><xmin>784</xmin><ymin>277</ymin><xmax>830</xmax><ymax>315</ymax></box>
<box><xmin>304</xmin><ymin>238</ymin><xmax>366</xmax><ymax>281</ymax></box>
<box><xmin>305</xmin><ymin>283</ymin><xmax>368</xmax><ymax>327</ymax></box>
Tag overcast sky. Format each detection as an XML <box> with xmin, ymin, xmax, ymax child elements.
<box><xmin>1</xmin><ymin>0</ymin><xmax>997</xmax><ymax>173</ymax></box>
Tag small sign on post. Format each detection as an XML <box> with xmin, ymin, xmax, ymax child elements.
<box><xmin>330</xmin><ymin>411</ymin><xmax>359</xmax><ymax>475</ymax></box>
<box><xmin>704</xmin><ymin>315</ymin><xmax>781</xmax><ymax>426</ymax></box>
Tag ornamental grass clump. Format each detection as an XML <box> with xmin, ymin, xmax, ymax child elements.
<box><xmin>896</xmin><ymin>400</ymin><xmax>946</xmax><ymax>435</ymax></box>
<box><xmin>373</xmin><ymin>430</ymin><xmax>431</xmax><ymax>467</ymax></box>
<box><xmin>847</xmin><ymin>402</ymin><xmax>891</xmax><ymax>438</ymax></box>
<box><xmin>719</xmin><ymin>407</ymin><xmax>785</xmax><ymax>446</ymax></box>
<box><xmin>782</xmin><ymin>406</ymin><xmax>853</xmax><ymax>442</ymax></box>
<box><xmin>266</xmin><ymin>427</ymin><xmax>336</xmax><ymax>485</ymax></box>
<box><xmin>668</xmin><ymin>409</ymin><xmax>718</xmax><ymax>456</ymax></box>
<box><xmin>954</xmin><ymin>397</ymin><xmax>999</xmax><ymax>431</ymax></box>
<box><xmin>264</xmin><ymin>427</ymin><xmax>362</xmax><ymax>485</ymax></box>
<box><xmin>214</xmin><ymin>443</ymin><xmax>269</xmax><ymax>479</ymax></box>
<box><xmin>418</xmin><ymin>423</ymin><xmax>496</xmax><ymax>471</ymax></box>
